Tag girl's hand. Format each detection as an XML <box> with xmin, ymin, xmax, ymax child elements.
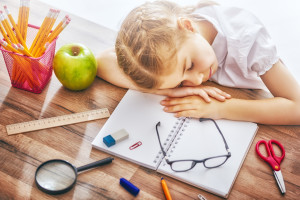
<box><xmin>154</xmin><ymin>85</ymin><xmax>231</xmax><ymax>103</ymax></box>
<box><xmin>160</xmin><ymin>95</ymin><xmax>222</xmax><ymax>119</ymax></box>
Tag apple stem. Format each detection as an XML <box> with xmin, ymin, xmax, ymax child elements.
<box><xmin>71</xmin><ymin>46</ymin><xmax>80</xmax><ymax>56</ymax></box>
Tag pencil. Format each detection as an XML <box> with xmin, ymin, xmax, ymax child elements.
<box><xmin>4</xmin><ymin>5</ymin><xmax>28</xmax><ymax>50</ymax></box>
<box><xmin>37</xmin><ymin>17</ymin><xmax>70</xmax><ymax>57</ymax></box>
<box><xmin>46</xmin><ymin>17</ymin><xmax>70</xmax><ymax>44</ymax></box>
<box><xmin>0</xmin><ymin>23</ymin><xmax>11</xmax><ymax>44</ymax></box>
<box><xmin>17</xmin><ymin>0</ymin><xmax>24</xmax><ymax>31</ymax></box>
<box><xmin>33</xmin><ymin>9</ymin><xmax>60</xmax><ymax>57</ymax></box>
<box><xmin>0</xmin><ymin>11</ymin><xmax>19</xmax><ymax>45</ymax></box>
<box><xmin>23</xmin><ymin>0</ymin><xmax>30</xmax><ymax>41</ymax></box>
<box><xmin>29</xmin><ymin>9</ymin><xmax>52</xmax><ymax>52</ymax></box>
<box><xmin>1</xmin><ymin>41</ymin><xmax>37</xmax><ymax>88</ymax></box>
<box><xmin>0</xmin><ymin>3</ymin><xmax>70</xmax><ymax>90</ymax></box>
<box><xmin>17</xmin><ymin>43</ymin><xmax>33</xmax><ymax>57</ymax></box>
<box><xmin>0</xmin><ymin>39</ymin><xmax>20</xmax><ymax>53</ymax></box>
<box><xmin>31</xmin><ymin>9</ymin><xmax>56</xmax><ymax>56</ymax></box>
<box><xmin>45</xmin><ymin>14</ymin><xmax>68</xmax><ymax>42</ymax></box>
<box><xmin>161</xmin><ymin>177</ymin><xmax>172</xmax><ymax>200</ymax></box>
<box><xmin>31</xmin><ymin>9</ymin><xmax>55</xmax><ymax>54</ymax></box>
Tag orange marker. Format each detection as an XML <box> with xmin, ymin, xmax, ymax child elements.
<box><xmin>161</xmin><ymin>177</ymin><xmax>172</xmax><ymax>200</ymax></box>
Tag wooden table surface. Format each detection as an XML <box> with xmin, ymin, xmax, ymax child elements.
<box><xmin>0</xmin><ymin>0</ymin><xmax>299</xmax><ymax>199</ymax></box>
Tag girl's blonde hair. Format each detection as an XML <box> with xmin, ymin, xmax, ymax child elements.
<box><xmin>115</xmin><ymin>0</ymin><xmax>216</xmax><ymax>89</ymax></box>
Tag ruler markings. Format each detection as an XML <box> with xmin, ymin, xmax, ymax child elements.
<box><xmin>6</xmin><ymin>108</ymin><xmax>110</xmax><ymax>135</ymax></box>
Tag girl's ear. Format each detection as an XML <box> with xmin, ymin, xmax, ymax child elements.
<box><xmin>177</xmin><ymin>17</ymin><xmax>194</xmax><ymax>32</ymax></box>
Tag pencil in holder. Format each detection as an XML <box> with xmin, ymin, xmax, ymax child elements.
<box><xmin>0</xmin><ymin>24</ymin><xmax>57</xmax><ymax>94</ymax></box>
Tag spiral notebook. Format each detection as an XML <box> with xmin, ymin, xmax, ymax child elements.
<box><xmin>92</xmin><ymin>90</ymin><xmax>258</xmax><ymax>198</ymax></box>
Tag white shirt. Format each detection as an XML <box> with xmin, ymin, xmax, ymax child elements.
<box><xmin>193</xmin><ymin>6</ymin><xmax>279</xmax><ymax>90</ymax></box>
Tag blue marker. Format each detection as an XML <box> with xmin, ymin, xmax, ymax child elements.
<box><xmin>103</xmin><ymin>129</ymin><xmax>129</xmax><ymax>147</ymax></box>
<box><xmin>120</xmin><ymin>178</ymin><xmax>140</xmax><ymax>196</ymax></box>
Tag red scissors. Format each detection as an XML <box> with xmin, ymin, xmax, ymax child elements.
<box><xmin>256</xmin><ymin>139</ymin><xmax>286</xmax><ymax>194</ymax></box>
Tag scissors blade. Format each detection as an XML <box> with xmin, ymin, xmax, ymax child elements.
<box><xmin>273</xmin><ymin>170</ymin><xmax>286</xmax><ymax>194</ymax></box>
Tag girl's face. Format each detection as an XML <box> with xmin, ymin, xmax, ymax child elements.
<box><xmin>159</xmin><ymin>33</ymin><xmax>218</xmax><ymax>89</ymax></box>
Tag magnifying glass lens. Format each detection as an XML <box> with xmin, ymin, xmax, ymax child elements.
<box><xmin>36</xmin><ymin>160</ymin><xmax>76</xmax><ymax>192</ymax></box>
<box><xmin>35</xmin><ymin>157</ymin><xmax>113</xmax><ymax>194</ymax></box>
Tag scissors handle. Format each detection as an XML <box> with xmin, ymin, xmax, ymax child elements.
<box><xmin>269</xmin><ymin>139</ymin><xmax>285</xmax><ymax>165</ymax></box>
<box><xmin>256</xmin><ymin>140</ymin><xmax>285</xmax><ymax>171</ymax></box>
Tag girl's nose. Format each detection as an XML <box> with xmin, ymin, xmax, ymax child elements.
<box><xmin>182</xmin><ymin>73</ymin><xmax>204</xmax><ymax>86</ymax></box>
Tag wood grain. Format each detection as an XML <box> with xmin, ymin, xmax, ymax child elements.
<box><xmin>0</xmin><ymin>0</ymin><xmax>299</xmax><ymax>199</ymax></box>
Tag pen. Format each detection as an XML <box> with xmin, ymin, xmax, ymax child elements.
<box><xmin>161</xmin><ymin>177</ymin><xmax>172</xmax><ymax>200</ymax></box>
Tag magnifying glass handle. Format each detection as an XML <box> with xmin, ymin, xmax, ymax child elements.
<box><xmin>77</xmin><ymin>157</ymin><xmax>114</xmax><ymax>172</ymax></box>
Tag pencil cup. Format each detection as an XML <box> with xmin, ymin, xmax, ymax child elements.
<box><xmin>0</xmin><ymin>24</ymin><xmax>57</xmax><ymax>94</ymax></box>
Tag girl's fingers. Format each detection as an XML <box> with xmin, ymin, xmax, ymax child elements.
<box><xmin>163</xmin><ymin>103</ymin><xmax>196</xmax><ymax>113</ymax></box>
<box><xmin>192</xmin><ymin>89</ymin><xmax>211</xmax><ymax>102</ymax></box>
<box><xmin>161</xmin><ymin>96</ymin><xmax>199</xmax><ymax>106</ymax></box>
<box><xmin>205</xmin><ymin>90</ymin><xmax>226</xmax><ymax>102</ymax></box>
<box><xmin>174</xmin><ymin>110</ymin><xmax>200</xmax><ymax>118</ymax></box>
<box><xmin>156</xmin><ymin>86</ymin><xmax>231</xmax><ymax>103</ymax></box>
<box><xmin>164</xmin><ymin>87</ymin><xmax>198</xmax><ymax>97</ymax></box>
<box><xmin>204</xmin><ymin>88</ymin><xmax>231</xmax><ymax>101</ymax></box>
<box><xmin>215</xmin><ymin>89</ymin><xmax>231</xmax><ymax>99</ymax></box>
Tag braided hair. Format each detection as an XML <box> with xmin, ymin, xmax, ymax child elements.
<box><xmin>115</xmin><ymin>0</ymin><xmax>216</xmax><ymax>89</ymax></box>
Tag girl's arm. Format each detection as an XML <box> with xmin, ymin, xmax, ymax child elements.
<box><xmin>96</xmin><ymin>48</ymin><xmax>139</xmax><ymax>89</ymax></box>
<box><xmin>161</xmin><ymin>60</ymin><xmax>300</xmax><ymax>125</ymax></box>
<box><xmin>221</xmin><ymin>60</ymin><xmax>300</xmax><ymax>124</ymax></box>
<box><xmin>97</xmin><ymin>48</ymin><xmax>230</xmax><ymax>101</ymax></box>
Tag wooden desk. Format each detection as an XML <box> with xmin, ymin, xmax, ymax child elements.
<box><xmin>0</xmin><ymin>0</ymin><xmax>299</xmax><ymax>199</ymax></box>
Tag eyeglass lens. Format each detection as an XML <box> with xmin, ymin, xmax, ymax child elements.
<box><xmin>203</xmin><ymin>156</ymin><xmax>228</xmax><ymax>168</ymax></box>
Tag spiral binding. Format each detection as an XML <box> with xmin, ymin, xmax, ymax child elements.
<box><xmin>153</xmin><ymin>117</ymin><xmax>190</xmax><ymax>166</ymax></box>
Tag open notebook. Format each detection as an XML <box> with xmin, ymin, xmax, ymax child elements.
<box><xmin>92</xmin><ymin>90</ymin><xmax>258</xmax><ymax>198</ymax></box>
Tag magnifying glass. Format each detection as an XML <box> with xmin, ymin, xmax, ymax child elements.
<box><xmin>35</xmin><ymin>157</ymin><xmax>114</xmax><ymax>195</ymax></box>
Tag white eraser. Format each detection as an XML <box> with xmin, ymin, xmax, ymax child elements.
<box><xmin>103</xmin><ymin>129</ymin><xmax>129</xmax><ymax>147</ymax></box>
<box><xmin>112</xmin><ymin>129</ymin><xmax>129</xmax><ymax>142</ymax></box>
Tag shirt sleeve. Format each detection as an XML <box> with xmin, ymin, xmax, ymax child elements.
<box><xmin>230</xmin><ymin>8</ymin><xmax>279</xmax><ymax>76</ymax></box>
<box><xmin>193</xmin><ymin>6</ymin><xmax>280</xmax><ymax>89</ymax></box>
<box><xmin>247</xmin><ymin>24</ymin><xmax>279</xmax><ymax>76</ymax></box>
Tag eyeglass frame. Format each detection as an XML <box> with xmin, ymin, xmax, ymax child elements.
<box><xmin>155</xmin><ymin>118</ymin><xmax>231</xmax><ymax>172</ymax></box>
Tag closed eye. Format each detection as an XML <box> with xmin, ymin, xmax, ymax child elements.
<box><xmin>187</xmin><ymin>62</ymin><xmax>194</xmax><ymax>71</ymax></box>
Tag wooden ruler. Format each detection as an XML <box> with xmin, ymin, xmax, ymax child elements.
<box><xmin>6</xmin><ymin>108</ymin><xmax>110</xmax><ymax>135</ymax></box>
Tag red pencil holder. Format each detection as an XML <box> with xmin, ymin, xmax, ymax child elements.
<box><xmin>0</xmin><ymin>24</ymin><xmax>57</xmax><ymax>94</ymax></box>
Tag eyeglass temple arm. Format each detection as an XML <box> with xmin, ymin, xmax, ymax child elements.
<box><xmin>155</xmin><ymin>122</ymin><xmax>167</xmax><ymax>157</ymax></box>
<box><xmin>199</xmin><ymin>118</ymin><xmax>230</xmax><ymax>151</ymax></box>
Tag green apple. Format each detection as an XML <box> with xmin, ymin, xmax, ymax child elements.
<box><xmin>53</xmin><ymin>43</ymin><xmax>97</xmax><ymax>91</ymax></box>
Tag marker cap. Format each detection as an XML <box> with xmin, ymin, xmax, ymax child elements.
<box><xmin>120</xmin><ymin>178</ymin><xmax>140</xmax><ymax>196</ymax></box>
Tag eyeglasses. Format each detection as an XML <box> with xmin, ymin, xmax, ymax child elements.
<box><xmin>155</xmin><ymin>118</ymin><xmax>231</xmax><ymax>172</ymax></box>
